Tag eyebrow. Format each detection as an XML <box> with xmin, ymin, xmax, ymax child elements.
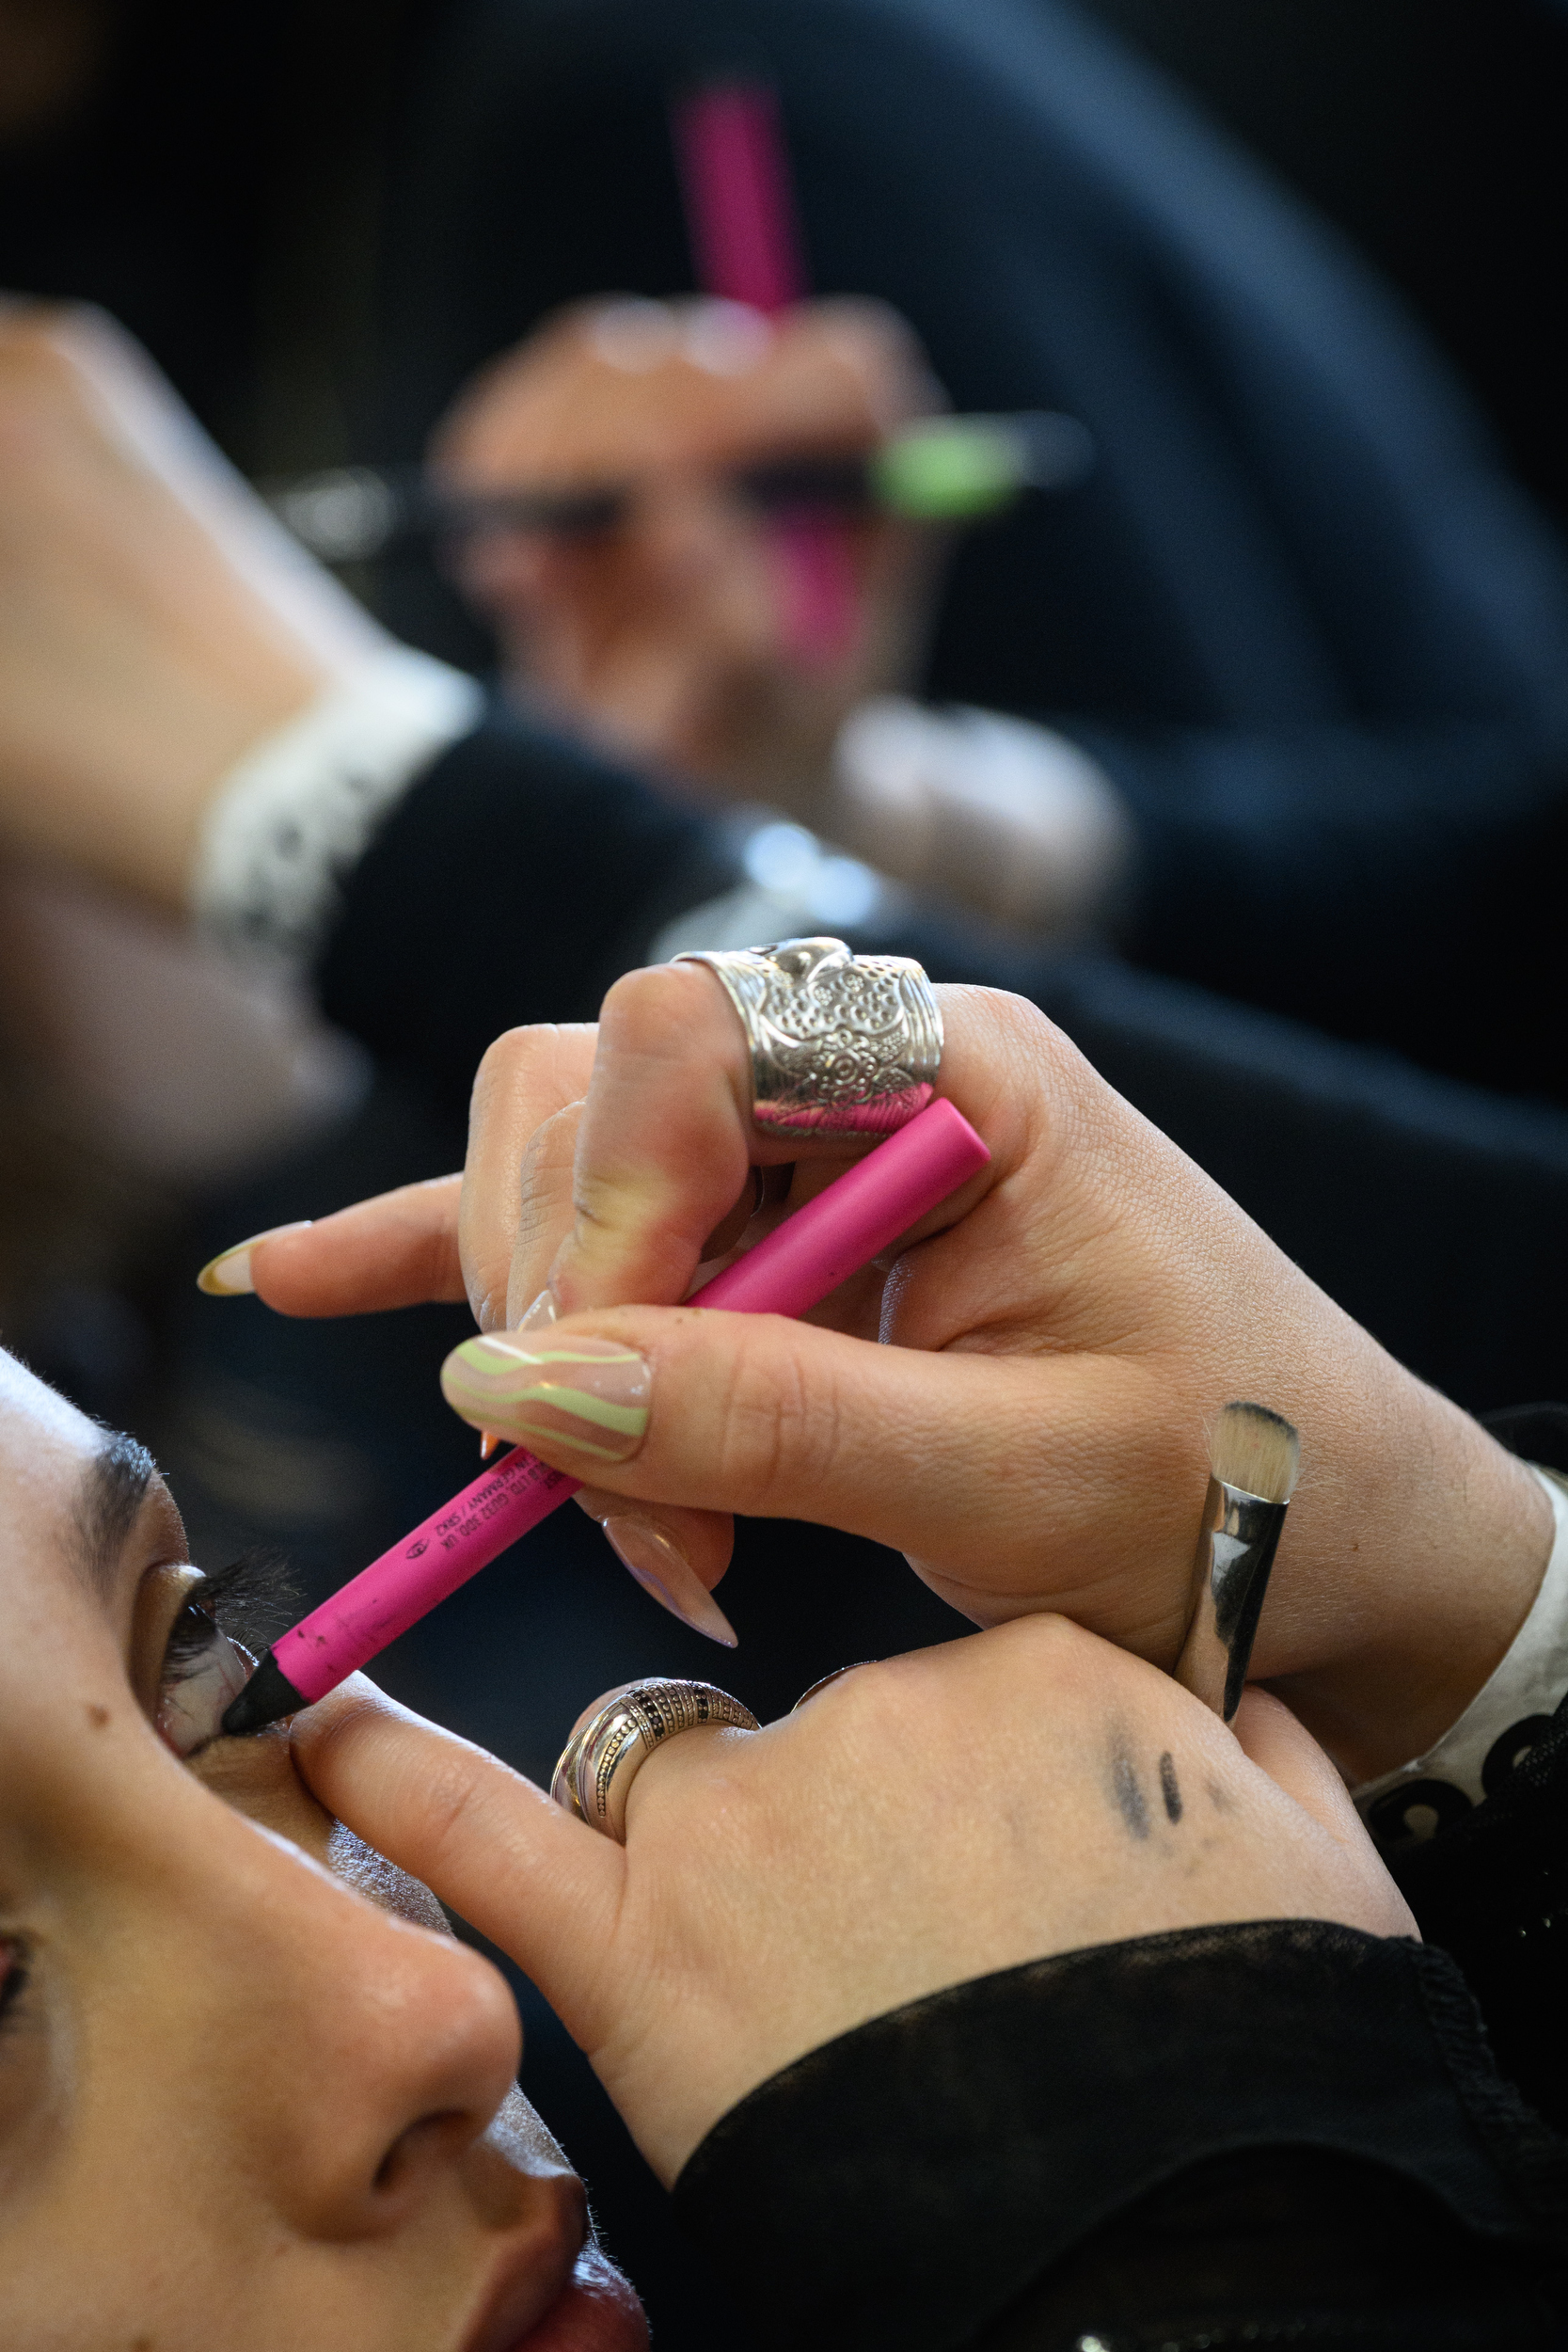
<box><xmin>71</xmin><ymin>1431</ymin><xmax>157</xmax><ymax>1596</ymax></box>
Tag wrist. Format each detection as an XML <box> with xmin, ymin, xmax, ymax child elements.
<box><xmin>1263</xmin><ymin>1374</ymin><xmax>1552</xmax><ymax>1783</ymax></box>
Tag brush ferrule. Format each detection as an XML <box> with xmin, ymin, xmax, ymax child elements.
<box><xmin>1175</xmin><ymin>1477</ymin><xmax>1290</xmax><ymax>1721</ymax></box>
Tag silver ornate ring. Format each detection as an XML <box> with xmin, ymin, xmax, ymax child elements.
<box><xmin>674</xmin><ymin>935</ymin><xmax>942</xmax><ymax>1136</ymax></box>
<box><xmin>550</xmin><ymin>1677</ymin><xmax>760</xmax><ymax>1843</ymax></box>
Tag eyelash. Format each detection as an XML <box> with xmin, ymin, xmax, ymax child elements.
<box><xmin>160</xmin><ymin>1549</ymin><xmax>298</xmax><ymax>1692</ymax></box>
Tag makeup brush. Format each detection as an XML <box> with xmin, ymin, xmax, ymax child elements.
<box><xmin>1174</xmin><ymin>1402</ymin><xmax>1300</xmax><ymax>1722</ymax></box>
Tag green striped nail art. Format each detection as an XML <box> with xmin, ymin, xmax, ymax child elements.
<box><xmin>441</xmin><ymin>1333</ymin><xmax>652</xmax><ymax>1464</ymax></box>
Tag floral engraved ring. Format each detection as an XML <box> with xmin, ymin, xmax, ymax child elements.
<box><xmin>674</xmin><ymin>935</ymin><xmax>943</xmax><ymax>1136</ymax></box>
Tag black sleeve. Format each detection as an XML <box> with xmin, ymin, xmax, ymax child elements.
<box><xmin>1384</xmin><ymin>1698</ymin><xmax>1568</xmax><ymax>2144</ymax></box>
<box><xmin>1069</xmin><ymin>716</ymin><xmax>1568</xmax><ymax>1101</ymax></box>
<box><xmin>312</xmin><ymin>707</ymin><xmax>736</xmax><ymax>1117</ymax></box>
<box><xmin>673</xmin><ymin>1921</ymin><xmax>1568</xmax><ymax>2350</ymax></box>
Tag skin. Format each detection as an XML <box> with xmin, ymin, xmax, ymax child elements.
<box><xmin>0</xmin><ymin>300</ymin><xmax>382</xmax><ymax>909</ymax></box>
<box><xmin>435</xmin><ymin>295</ymin><xmax>943</xmax><ymax>804</ymax></box>
<box><xmin>293</xmin><ymin>1626</ymin><xmax>1413</xmax><ymax>2187</ymax></box>
<box><xmin>240</xmin><ymin>975</ymin><xmax>1553</xmax><ymax>1788</ymax></box>
<box><xmin>0</xmin><ymin>1349</ymin><xmax>645</xmax><ymax>2352</ymax></box>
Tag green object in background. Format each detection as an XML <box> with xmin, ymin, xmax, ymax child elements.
<box><xmin>873</xmin><ymin>419</ymin><xmax>1027</xmax><ymax>517</ymax></box>
<box><xmin>872</xmin><ymin>411</ymin><xmax>1094</xmax><ymax>519</ymax></box>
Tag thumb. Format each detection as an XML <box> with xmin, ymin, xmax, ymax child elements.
<box><xmin>289</xmin><ymin>1677</ymin><xmax>625</xmax><ymax>2047</ymax></box>
<box><xmin>436</xmin><ymin>1304</ymin><xmax>1194</xmax><ymax>1645</ymax></box>
<box><xmin>1229</xmin><ymin>1689</ymin><xmax>1418</xmax><ymax>1937</ymax></box>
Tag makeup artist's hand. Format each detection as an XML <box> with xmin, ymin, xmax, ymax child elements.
<box><xmin>434</xmin><ymin>295</ymin><xmax>941</xmax><ymax>810</ymax></box>
<box><xmin>237</xmin><ymin>971</ymin><xmax>1552</xmax><ymax>1787</ymax></box>
<box><xmin>0</xmin><ymin>300</ymin><xmax>382</xmax><ymax>906</ymax></box>
<box><xmin>293</xmin><ymin>1618</ymin><xmax>1413</xmax><ymax>2183</ymax></box>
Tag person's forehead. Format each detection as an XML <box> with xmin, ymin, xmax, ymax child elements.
<box><xmin>0</xmin><ymin>1351</ymin><xmax>177</xmax><ymax>1615</ymax></box>
<box><xmin>0</xmin><ymin>1348</ymin><xmax>98</xmax><ymax>1466</ymax></box>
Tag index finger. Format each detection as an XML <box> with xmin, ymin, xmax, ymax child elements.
<box><xmin>539</xmin><ymin>961</ymin><xmax>793</xmax><ymax>1316</ymax></box>
<box><xmin>290</xmin><ymin>1679</ymin><xmax>626</xmax><ymax>2052</ymax></box>
<box><xmin>531</xmin><ymin>968</ymin><xmax>1034</xmax><ymax>1319</ymax></box>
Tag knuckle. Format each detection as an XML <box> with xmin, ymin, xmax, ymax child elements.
<box><xmin>470</xmin><ymin>1023</ymin><xmax>547</xmax><ymax>1105</ymax></box>
<box><xmin>597</xmin><ymin>962</ymin><xmax>716</xmax><ymax>1064</ymax></box>
<box><xmin>409</xmin><ymin>1743</ymin><xmax>509</xmax><ymax>1878</ymax></box>
<box><xmin>706</xmin><ymin>1324</ymin><xmax>843</xmax><ymax>1514</ymax></box>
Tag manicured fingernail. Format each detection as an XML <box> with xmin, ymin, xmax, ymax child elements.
<box><xmin>601</xmin><ymin>1517</ymin><xmax>738</xmax><ymax>1647</ymax></box>
<box><xmin>515</xmin><ymin>1286</ymin><xmax>560</xmax><ymax>1332</ymax></box>
<box><xmin>441</xmin><ymin>1332</ymin><xmax>651</xmax><ymax>1463</ymax></box>
<box><xmin>479</xmin><ymin>1432</ymin><xmax>500</xmax><ymax>1461</ymax></box>
<box><xmin>196</xmin><ymin>1221</ymin><xmax>311</xmax><ymax>1296</ymax></box>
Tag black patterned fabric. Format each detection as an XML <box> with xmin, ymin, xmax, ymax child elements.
<box><xmin>1370</xmin><ymin>1404</ymin><xmax>1568</xmax><ymax>2131</ymax></box>
<box><xmin>674</xmin><ymin>1922</ymin><xmax>1568</xmax><ymax>2349</ymax></box>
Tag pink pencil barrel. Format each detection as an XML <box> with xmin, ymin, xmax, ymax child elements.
<box><xmin>694</xmin><ymin>1096</ymin><xmax>986</xmax><ymax>1318</ymax></box>
<box><xmin>276</xmin><ymin>1450</ymin><xmax>583</xmax><ymax>1704</ymax></box>
<box><xmin>270</xmin><ymin>1098</ymin><xmax>989</xmax><ymax>1703</ymax></box>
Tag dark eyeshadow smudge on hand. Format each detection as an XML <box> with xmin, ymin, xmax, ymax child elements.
<box><xmin>1111</xmin><ymin>1747</ymin><xmax>1149</xmax><ymax>1839</ymax></box>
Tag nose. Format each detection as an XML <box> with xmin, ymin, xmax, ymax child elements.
<box><xmin>214</xmin><ymin>1821</ymin><xmax>530</xmax><ymax>2241</ymax></box>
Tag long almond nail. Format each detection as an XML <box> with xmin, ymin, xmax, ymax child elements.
<box><xmin>441</xmin><ymin>1333</ymin><xmax>651</xmax><ymax>1463</ymax></box>
<box><xmin>602</xmin><ymin>1518</ymin><xmax>738</xmax><ymax>1646</ymax></box>
<box><xmin>196</xmin><ymin>1221</ymin><xmax>312</xmax><ymax>1296</ymax></box>
<box><xmin>514</xmin><ymin>1286</ymin><xmax>560</xmax><ymax>1333</ymax></box>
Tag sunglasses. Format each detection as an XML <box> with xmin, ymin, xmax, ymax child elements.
<box><xmin>264</xmin><ymin>412</ymin><xmax>1094</xmax><ymax>565</ymax></box>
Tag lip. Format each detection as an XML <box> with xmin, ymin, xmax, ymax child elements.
<box><xmin>460</xmin><ymin>2178</ymin><xmax>646</xmax><ymax>2352</ymax></box>
<box><xmin>509</xmin><ymin>2248</ymin><xmax>649</xmax><ymax>2352</ymax></box>
<box><xmin>459</xmin><ymin>2169</ymin><xmax>584</xmax><ymax>2352</ymax></box>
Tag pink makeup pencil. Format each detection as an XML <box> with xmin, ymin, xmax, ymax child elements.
<box><xmin>221</xmin><ymin>1097</ymin><xmax>990</xmax><ymax>1738</ymax></box>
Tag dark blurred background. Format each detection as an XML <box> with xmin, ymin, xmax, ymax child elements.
<box><xmin>1082</xmin><ymin>0</ymin><xmax>1568</xmax><ymax>532</ymax></box>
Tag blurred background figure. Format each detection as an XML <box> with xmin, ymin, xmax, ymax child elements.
<box><xmin>315</xmin><ymin>0</ymin><xmax>1568</xmax><ymax>1098</ymax></box>
<box><xmin>435</xmin><ymin>294</ymin><xmax>946</xmax><ymax>809</ymax></box>
<box><xmin>8</xmin><ymin>0</ymin><xmax>1568</xmax><ymax>2335</ymax></box>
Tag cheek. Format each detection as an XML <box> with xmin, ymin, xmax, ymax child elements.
<box><xmin>189</xmin><ymin>1733</ymin><xmax>339</xmax><ymax>1861</ymax></box>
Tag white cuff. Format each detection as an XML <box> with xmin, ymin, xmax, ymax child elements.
<box><xmin>190</xmin><ymin>644</ymin><xmax>484</xmax><ymax>966</ymax></box>
<box><xmin>829</xmin><ymin>694</ymin><xmax>1132</xmax><ymax>935</ymax></box>
<box><xmin>1354</xmin><ymin>1466</ymin><xmax>1568</xmax><ymax>1840</ymax></box>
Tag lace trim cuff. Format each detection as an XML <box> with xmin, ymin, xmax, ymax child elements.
<box><xmin>190</xmin><ymin>645</ymin><xmax>483</xmax><ymax>966</ymax></box>
<box><xmin>1354</xmin><ymin>1466</ymin><xmax>1568</xmax><ymax>1842</ymax></box>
